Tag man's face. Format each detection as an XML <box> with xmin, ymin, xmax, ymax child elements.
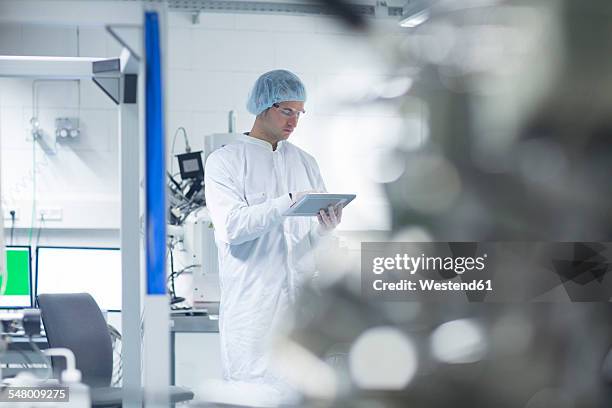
<box><xmin>261</xmin><ymin>101</ymin><xmax>305</xmax><ymax>143</ymax></box>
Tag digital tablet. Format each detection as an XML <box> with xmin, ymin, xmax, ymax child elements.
<box><xmin>284</xmin><ymin>193</ymin><xmax>356</xmax><ymax>217</ymax></box>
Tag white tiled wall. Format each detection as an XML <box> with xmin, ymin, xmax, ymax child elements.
<box><xmin>1</xmin><ymin>9</ymin><xmax>413</xmax><ymax>234</ymax></box>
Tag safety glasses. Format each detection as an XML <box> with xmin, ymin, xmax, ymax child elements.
<box><xmin>272</xmin><ymin>103</ymin><xmax>305</xmax><ymax>119</ymax></box>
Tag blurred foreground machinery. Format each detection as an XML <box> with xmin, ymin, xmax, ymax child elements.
<box><xmin>386</xmin><ymin>0</ymin><xmax>612</xmax><ymax>242</ymax></box>
<box><xmin>276</xmin><ymin>1</ymin><xmax>612</xmax><ymax>407</ymax></box>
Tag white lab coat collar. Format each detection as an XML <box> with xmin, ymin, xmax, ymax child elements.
<box><xmin>243</xmin><ymin>133</ymin><xmax>285</xmax><ymax>152</ymax></box>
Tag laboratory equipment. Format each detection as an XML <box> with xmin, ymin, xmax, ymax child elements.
<box><xmin>166</xmin><ymin>133</ymin><xmax>239</xmax><ymax>306</ymax></box>
<box><xmin>177</xmin><ymin>151</ymin><xmax>204</xmax><ymax>180</ymax></box>
<box><xmin>182</xmin><ymin>208</ymin><xmax>220</xmax><ymax>308</ymax></box>
<box><xmin>168</xmin><ymin>141</ymin><xmax>207</xmax><ymax>226</ymax></box>
<box><xmin>171</xmin><ymin>132</ymin><xmax>240</xmax><ymax>226</ymax></box>
<box><xmin>171</xmin><ymin>150</ymin><xmax>204</xmax><ymax>212</ymax></box>
<box><xmin>35</xmin><ymin>247</ymin><xmax>121</xmax><ymax>312</ymax></box>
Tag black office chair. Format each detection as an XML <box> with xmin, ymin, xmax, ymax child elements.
<box><xmin>37</xmin><ymin>293</ymin><xmax>194</xmax><ymax>407</ymax></box>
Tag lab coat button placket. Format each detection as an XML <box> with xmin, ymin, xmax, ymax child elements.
<box><xmin>273</xmin><ymin>152</ymin><xmax>283</xmax><ymax>185</ymax></box>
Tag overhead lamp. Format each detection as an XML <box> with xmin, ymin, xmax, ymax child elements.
<box><xmin>399</xmin><ymin>0</ymin><xmax>430</xmax><ymax>27</ymax></box>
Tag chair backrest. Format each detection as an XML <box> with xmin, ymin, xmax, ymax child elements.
<box><xmin>37</xmin><ymin>293</ymin><xmax>113</xmax><ymax>387</ymax></box>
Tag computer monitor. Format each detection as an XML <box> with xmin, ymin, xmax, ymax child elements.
<box><xmin>0</xmin><ymin>246</ymin><xmax>33</xmax><ymax>309</ymax></box>
<box><xmin>35</xmin><ymin>247</ymin><xmax>121</xmax><ymax>312</ymax></box>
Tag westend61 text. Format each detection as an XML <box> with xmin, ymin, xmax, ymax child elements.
<box><xmin>373</xmin><ymin>279</ymin><xmax>493</xmax><ymax>292</ymax></box>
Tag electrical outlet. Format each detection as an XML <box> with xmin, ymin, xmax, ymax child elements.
<box><xmin>3</xmin><ymin>209</ymin><xmax>19</xmax><ymax>220</ymax></box>
<box><xmin>37</xmin><ymin>208</ymin><xmax>62</xmax><ymax>221</ymax></box>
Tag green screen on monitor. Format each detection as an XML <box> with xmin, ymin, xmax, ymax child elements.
<box><xmin>0</xmin><ymin>246</ymin><xmax>32</xmax><ymax>308</ymax></box>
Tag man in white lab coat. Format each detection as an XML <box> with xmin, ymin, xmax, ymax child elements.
<box><xmin>204</xmin><ymin>70</ymin><xmax>342</xmax><ymax>396</ymax></box>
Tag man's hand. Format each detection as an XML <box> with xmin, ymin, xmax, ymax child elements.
<box><xmin>317</xmin><ymin>205</ymin><xmax>342</xmax><ymax>231</ymax></box>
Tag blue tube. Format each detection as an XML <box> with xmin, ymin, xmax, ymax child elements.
<box><xmin>145</xmin><ymin>11</ymin><xmax>166</xmax><ymax>295</ymax></box>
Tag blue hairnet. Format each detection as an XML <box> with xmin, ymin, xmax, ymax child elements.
<box><xmin>246</xmin><ymin>70</ymin><xmax>307</xmax><ymax>116</ymax></box>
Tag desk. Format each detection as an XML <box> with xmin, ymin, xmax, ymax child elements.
<box><xmin>170</xmin><ymin>302</ymin><xmax>219</xmax><ymax>385</ymax></box>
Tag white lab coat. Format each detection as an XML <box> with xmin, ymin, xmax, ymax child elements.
<box><xmin>204</xmin><ymin>135</ymin><xmax>326</xmax><ymax>391</ymax></box>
